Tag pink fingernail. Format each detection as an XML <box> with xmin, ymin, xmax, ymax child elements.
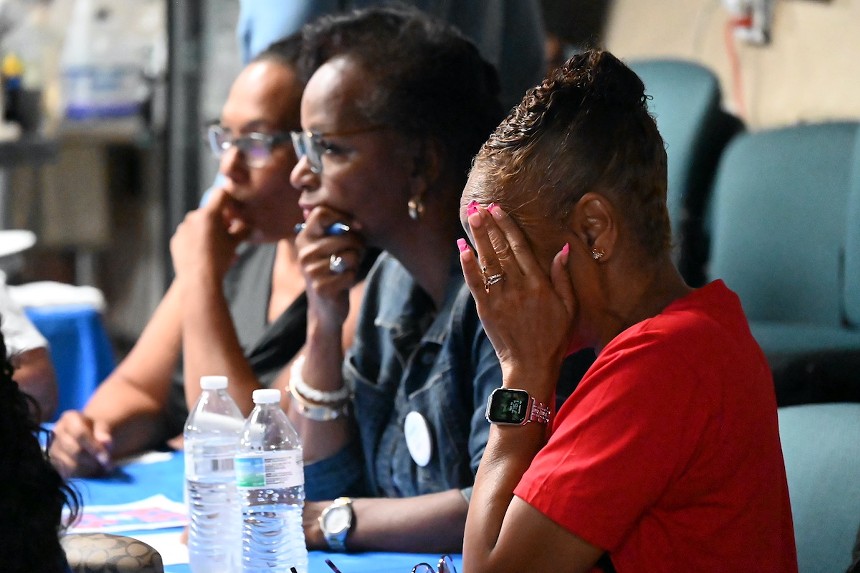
<box><xmin>488</xmin><ymin>203</ymin><xmax>503</xmax><ymax>218</ymax></box>
<box><xmin>560</xmin><ymin>242</ymin><xmax>570</xmax><ymax>264</ymax></box>
<box><xmin>467</xmin><ymin>201</ymin><xmax>479</xmax><ymax>216</ymax></box>
<box><xmin>457</xmin><ymin>238</ymin><xmax>469</xmax><ymax>252</ymax></box>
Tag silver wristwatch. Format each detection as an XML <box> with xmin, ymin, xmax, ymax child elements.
<box><xmin>319</xmin><ymin>497</ymin><xmax>354</xmax><ymax>551</ymax></box>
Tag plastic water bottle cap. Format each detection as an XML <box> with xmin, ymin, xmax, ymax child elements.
<box><xmin>253</xmin><ymin>388</ymin><xmax>281</xmax><ymax>404</ymax></box>
<box><xmin>200</xmin><ymin>375</ymin><xmax>229</xmax><ymax>390</ymax></box>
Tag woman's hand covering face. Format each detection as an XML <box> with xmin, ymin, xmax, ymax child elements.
<box><xmin>459</xmin><ymin>204</ymin><xmax>577</xmax><ymax>385</ymax></box>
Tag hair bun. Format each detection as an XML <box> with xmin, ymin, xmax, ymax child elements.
<box><xmin>557</xmin><ymin>51</ymin><xmax>647</xmax><ymax>110</ymax></box>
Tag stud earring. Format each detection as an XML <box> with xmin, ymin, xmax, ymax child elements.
<box><xmin>591</xmin><ymin>248</ymin><xmax>605</xmax><ymax>261</ymax></box>
<box><xmin>408</xmin><ymin>197</ymin><xmax>425</xmax><ymax>221</ymax></box>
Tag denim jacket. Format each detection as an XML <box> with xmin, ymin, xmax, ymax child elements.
<box><xmin>306</xmin><ymin>251</ymin><xmax>501</xmax><ymax>501</ymax></box>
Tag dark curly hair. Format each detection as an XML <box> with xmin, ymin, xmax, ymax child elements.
<box><xmin>252</xmin><ymin>29</ymin><xmax>303</xmax><ymax>68</ymax></box>
<box><xmin>299</xmin><ymin>4</ymin><xmax>504</xmax><ymax>183</ymax></box>
<box><xmin>0</xmin><ymin>319</ymin><xmax>80</xmax><ymax>573</ymax></box>
<box><xmin>469</xmin><ymin>49</ymin><xmax>671</xmax><ymax>256</ymax></box>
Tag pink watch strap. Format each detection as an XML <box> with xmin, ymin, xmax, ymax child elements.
<box><xmin>528</xmin><ymin>397</ymin><xmax>551</xmax><ymax>424</ymax></box>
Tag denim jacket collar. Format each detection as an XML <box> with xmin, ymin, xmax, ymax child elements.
<box><xmin>373</xmin><ymin>250</ymin><xmax>464</xmax><ymax>353</ymax></box>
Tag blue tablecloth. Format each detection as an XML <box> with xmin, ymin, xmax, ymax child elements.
<box><xmin>71</xmin><ymin>451</ymin><xmax>463</xmax><ymax>573</ymax></box>
<box><xmin>26</xmin><ymin>304</ymin><xmax>116</xmax><ymax>421</ymax></box>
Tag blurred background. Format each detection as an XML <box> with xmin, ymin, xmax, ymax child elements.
<box><xmin>1</xmin><ymin>0</ymin><xmax>859</xmax><ymax>355</ymax></box>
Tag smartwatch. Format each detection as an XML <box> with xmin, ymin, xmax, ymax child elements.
<box><xmin>319</xmin><ymin>497</ymin><xmax>354</xmax><ymax>551</ymax></box>
<box><xmin>485</xmin><ymin>388</ymin><xmax>551</xmax><ymax>426</ymax></box>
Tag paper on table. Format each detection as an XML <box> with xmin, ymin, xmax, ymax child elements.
<box><xmin>132</xmin><ymin>531</ymin><xmax>190</xmax><ymax>565</ymax></box>
<box><xmin>115</xmin><ymin>449</ymin><xmax>176</xmax><ymax>467</ymax></box>
<box><xmin>67</xmin><ymin>494</ymin><xmax>187</xmax><ymax>534</ymax></box>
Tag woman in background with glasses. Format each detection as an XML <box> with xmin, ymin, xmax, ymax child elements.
<box><xmin>49</xmin><ymin>36</ymin><xmax>369</xmax><ymax>496</ymax></box>
<box><xmin>287</xmin><ymin>6</ymin><xmax>504</xmax><ymax>554</ymax></box>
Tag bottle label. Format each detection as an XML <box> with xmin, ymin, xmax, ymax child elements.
<box><xmin>184</xmin><ymin>443</ymin><xmax>237</xmax><ymax>480</ymax></box>
<box><xmin>235</xmin><ymin>451</ymin><xmax>303</xmax><ymax>489</ymax></box>
<box><xmin>192</xmin><ymin>454</ymin><xmax>235</xmax><ymax>478</ymax></box>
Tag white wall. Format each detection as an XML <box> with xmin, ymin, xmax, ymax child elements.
<box><xmin>605</xmin><ymin>0</ymin><xmax>860</xmax><ymax>129</ymax></box>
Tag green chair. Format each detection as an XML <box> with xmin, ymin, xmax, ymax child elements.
<box><xmin>629</xmin><ymin>58</ymin><xmax>743</xmax><ymax>286</ymax></box>
<box><xmin>778</xmin><ymin>403</ymin><xmax>860</xmax><ymax>573</ymax></box>
<box><xmin>843</xmin><ymin>125</ymin><xmax>860</xmax><ymax>326</ymax></box>
<box><xmin>708</xmin><ymin>122</ymin><xmax>860</xmax><ymax>372</ymax></box>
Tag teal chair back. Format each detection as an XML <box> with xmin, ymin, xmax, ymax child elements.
<box><xmin>779</xmin><ymin>403</ymin><xmax>860</xmax><ymax>573</ymax></box>
<box><xmin>842</xmin><ymin>130</ymin><xmax>860</xmax><ymax>325</ymax></box>
<box><xmin>709</xmin><ymin>122</ymin><xmax>860</xmax><ymax>325</ymax></box>
<box><xmin>629</xmin><ymin>58</ymin><xmax>742</xmax><ymax>286</ymax></box>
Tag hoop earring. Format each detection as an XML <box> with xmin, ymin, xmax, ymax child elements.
<box><xmin>408</xmin><ymin>197</ymin><xmax>425</xmax><ymax>221</ymax></box>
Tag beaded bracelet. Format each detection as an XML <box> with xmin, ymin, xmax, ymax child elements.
<box><xmin>290</xmin><ymin>356</ymin><xmax>352</xmax><ymax>404</ymax></box>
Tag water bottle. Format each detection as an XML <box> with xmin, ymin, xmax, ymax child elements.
<box><xmin>184</xmin><ymin>375</ymin><xmax>244</xmax><ymax>573</ymax></box>
<box><xmin>60</xmin><ymin>0</ymin><xmax>148</xmax><ymax>120</ymax></box>
<box><xmin>236</xmin><ymin>389</ymin><xmax>308</xmax><ymax>573</ymax></box>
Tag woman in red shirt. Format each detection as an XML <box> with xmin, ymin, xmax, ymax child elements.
<box><xmin>459</xmin><ymin>49</ymin><xmax>798</xmax><ymax>573</ymax></box>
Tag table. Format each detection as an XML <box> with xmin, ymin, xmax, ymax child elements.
<box><xmin>26</xmin><ymin>304</ymin><xmax>116</xmax><ymax>421</ymax></box>
<box><xmin>72</xmin><ymin>451</ymin><xmax>464</xmax><ymax>573</ymax></box>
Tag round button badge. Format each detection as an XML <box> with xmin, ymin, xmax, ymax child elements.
<box><xmin>403</xmin><ymin>411</ymin><xmax>433</xmax><ymax>467</ymax></box>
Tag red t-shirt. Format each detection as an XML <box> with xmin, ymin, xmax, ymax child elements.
<box><xmin>514</xmin><ymin>281</ymin><xmax>797</xmax><ymax>572</ymax></box>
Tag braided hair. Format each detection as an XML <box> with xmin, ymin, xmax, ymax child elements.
<box><xmin>471</xmin><ymin>49</ymin><xmax>671</xmax><ymax>257</ymax></box>
<box><xmin>0</xmin><ymin>319</ymin><xmax>80</xmax><ymax>573</ymax></box>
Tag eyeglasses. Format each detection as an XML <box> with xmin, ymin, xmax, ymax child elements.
<box><xmin>411</xmin><ymin>554</ymin><xmax>458</xmax><ymax>573</ymax></box>
<box><xmin>206</xmin><ymin>123</ymin><xmax>291</xmax><ymax>168</ymax></box>
<box><xmin>290</xmin><ymin>125</ymin><xmax>387</xmax><ymax>174</ymax></box>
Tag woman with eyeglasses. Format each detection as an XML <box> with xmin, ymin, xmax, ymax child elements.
<box><xmin>49</xmin><ymin>35</ymin><xmax>369</xmax><ymax>494</ymax></box>
<box><xmin>286</xmin><ymin>6</ymin><xmax>505</xmax><ymax>554</ymax></box>
<box><xmin>459</xmin><ymin>50</ymin><xmax>797</xmax><ymax>572</ymax></box>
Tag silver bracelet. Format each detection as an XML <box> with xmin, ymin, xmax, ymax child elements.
<box><xmin>289</xmin><ymin>383</ymin><xmax>350</xmax><ymax>421</ymax></box>
<box><xmin>290</xmin><ymin>355</ymin><xmax>351</xmax><ymax>403</ymax></box>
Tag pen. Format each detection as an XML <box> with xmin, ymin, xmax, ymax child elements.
<box><xmin>294</xmin><ymin>222</ymin><xmax>351</xmax><ymax>236</ymax></box>
<box><xmin>325</xmin><ymin>558</ymin><xmax>344</xmax><ymax>573</ymax></box>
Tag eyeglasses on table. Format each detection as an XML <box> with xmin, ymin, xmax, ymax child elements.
<box><xmin>319</xmin><ymin>555</ymin><xmax>456</xmax><ymax>573</ymax></box>
<box><xmin>411</xmin><ymin>554</ymin><xmax>458</xmax><ymax>573</ymax></box>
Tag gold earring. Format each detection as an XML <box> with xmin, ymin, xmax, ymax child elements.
<box><xmin>408</xmin><ymin>197</ymin><xmax>425</xmax><ymax>221</ymax></box>
<box><xmin>591</xmin><ymin>248</ymin><xmax>605</xmax><ymax>261</ymax></box>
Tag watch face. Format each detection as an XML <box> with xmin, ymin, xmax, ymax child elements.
<box><xmin>486</xmin><ymin>388</ymin><xmax>530</xmax><ymax>425</ymax></box>
<box><xmin>323</xmin><ymin>505</ymin><xmax>351</xmax><ymax>535</ymax></box>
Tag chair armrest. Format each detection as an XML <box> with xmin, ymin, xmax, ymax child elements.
<box><xmin>61</xmin><ymin>533</ymin><xmax>164</xmax><ymax>573</ymax></box>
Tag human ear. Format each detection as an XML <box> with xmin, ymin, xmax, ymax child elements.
<box><xmin>571</xmin><ymin>192</ymin><xmax>617</xmax><ymax>261</ymax></box>
<box><xmin>410</xmin><ymin>138</ymin><xmax>443</xmax><ymax>185</ymax></box>
<box><xmin>405</xmin><ymin>138</ymin><xmax>444</xmax><ymax>219</ymax></box>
